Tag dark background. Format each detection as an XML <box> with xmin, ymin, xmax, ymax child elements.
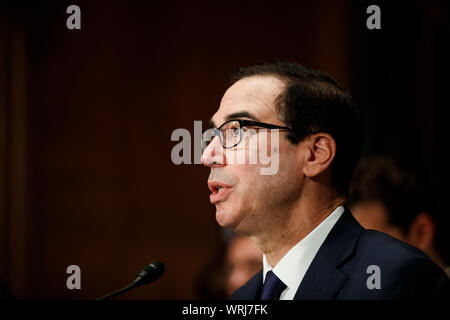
<box><xmin>0</xmin><ymin>0</ymin><xmax>448</xmax><ymax>299</ymax></box>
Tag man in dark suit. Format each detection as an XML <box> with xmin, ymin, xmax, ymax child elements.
<box><xmin>201</xmin><ymin>61</ymin><xmax>449</xmax><ymax>299</ymax></box>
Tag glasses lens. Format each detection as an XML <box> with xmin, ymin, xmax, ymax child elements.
<box><xmin>221</xmin><ymin>120</ymin><xmax>241</xmax><ymax>148</ymax></box>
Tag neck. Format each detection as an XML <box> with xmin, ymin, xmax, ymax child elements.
<box><xmin>251</xmin><ymin>186</ymin><xmax>345</xmax><ymax>267</ymax></box>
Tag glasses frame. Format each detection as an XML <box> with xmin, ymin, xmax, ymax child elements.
<box><xmin>210</xmin><ymin>119</ymin><xmax>291</xmax><ymax>149</ymax></box>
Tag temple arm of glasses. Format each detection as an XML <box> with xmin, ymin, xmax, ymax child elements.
<box><xmin>241</xmin><ymin>119</ymin><xmax>290</xmax><ymax>130</ymax></box>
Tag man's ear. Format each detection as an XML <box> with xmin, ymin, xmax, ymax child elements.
<box><xmin>406</xmin><ymin>212</ymin><xmax>435</xmax><ymax>252</ymax></box>
<box><xmin>302</xmin><ymin>133</ymin><xmax>336</xmax><ymax>178</ymax></box>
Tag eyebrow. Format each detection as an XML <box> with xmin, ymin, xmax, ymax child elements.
<box><xmin>209</xmin><ymin>111</ymin><xmax>259</xmax><ymax>128</ymax></box>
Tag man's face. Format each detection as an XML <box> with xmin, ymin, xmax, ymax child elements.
<box><xmin>201</xmin><ymin>76</ymin><xmax>303</xmax><ymax>236</ymax></box>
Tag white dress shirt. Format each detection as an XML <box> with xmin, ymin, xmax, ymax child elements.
<box><xmin>262</xmin><ymin>205</ymin><xmax>345</xmax><ymax>300</ymax></box>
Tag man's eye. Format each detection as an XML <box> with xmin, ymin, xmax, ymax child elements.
<box><xmin>222</xmin><ymin>126</ymin><xmax>240</xmax><ymax>135</ymax></box>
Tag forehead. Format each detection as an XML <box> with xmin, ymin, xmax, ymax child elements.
<box><xmin>211</xmin><ymin>75</ymin><xmax>285</xmax><ymax>126</ymax></box>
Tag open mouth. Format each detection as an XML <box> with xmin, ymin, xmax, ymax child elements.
<box><xmin>213</xmin><ymin>186</ymin><xmax>226</xmax><ymax>193</ymax></box>
<box><xmin>208</xmin><ymin>181</ymin><xmax>233</xmax><ymax>204</ymax></box>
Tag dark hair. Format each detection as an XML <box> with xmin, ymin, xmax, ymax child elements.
<box><xmin>229</xmin><ymin>61</ymin><xmax>364</xmax><ymax>195</ymax></box>
<box><xmin>347</xmin><ymin>156</ymin><xmax>426</xmax><ymax>232</ymax></box>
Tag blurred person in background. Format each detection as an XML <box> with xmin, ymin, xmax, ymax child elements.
<box><xmin>195</xmin><ymin>232</ymin><xmax>262</xmax><ymax>299</ymax></box>
<box><xmin>224</xmin><ymin>235</ymin><xmax>263</xmax><ymax>297</ymax></box>
<box><xmin>347</xmin><ymin>156</ymin><xmax>450</xmax><ymax>276</ymax></box>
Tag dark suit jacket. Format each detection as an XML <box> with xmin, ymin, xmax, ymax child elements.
<box><xmin>231</xmin><ymin>209</ymin><xmax>450</xmax><ymax>300</ymax></box>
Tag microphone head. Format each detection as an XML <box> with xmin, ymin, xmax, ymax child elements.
<box><xmin>146</xmin><ymin>261</ymin><xmax>165</xmax><ymax>277</ymax></box>
<box><xmin>135</xmin><ymin>261</ymin><xmax>165</xmax><ymax>286</ymax></box>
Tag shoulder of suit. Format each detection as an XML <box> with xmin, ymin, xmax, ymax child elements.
<box><xmin>356</xmin><ymin>228</ymin><xmax>433</xmax><ymax>264</ymax></box>
<box><xmin>350</xmin><ymin>229</ymin><xmax>448</xmax><ymax>289</ymax></box>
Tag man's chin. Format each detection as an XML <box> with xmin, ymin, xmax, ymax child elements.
<box><xmin>215</xmin><ymin>205</ymin><xmax>239</xmax><ymax>229</ymax></box>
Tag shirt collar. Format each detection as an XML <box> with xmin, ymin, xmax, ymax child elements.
<box><xmin>262</xmin><ymin>205</ymin><xmax>345</xmax><ymax>292</ymax></box>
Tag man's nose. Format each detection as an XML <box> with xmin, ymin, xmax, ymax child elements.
<box><xmin>201</xmin><ymin>136</ymin><xmax>225</xmax><ymax>167</ymax></box>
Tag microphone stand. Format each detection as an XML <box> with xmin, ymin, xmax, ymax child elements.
<box><xmin>96</xmin><ymin>261</ymin><xmax>165</xmax><ymax>300</ymax></box>
<box><xmin>96</xmin><ymin>282</ymin><xmax>137</xmax><ymax>300</ymax></box>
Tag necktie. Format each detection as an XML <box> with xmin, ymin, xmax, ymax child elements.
<box><xmin>260</xmin><ymin>270</ymin><xmax>287</xmax><ymax>300</ymax></box>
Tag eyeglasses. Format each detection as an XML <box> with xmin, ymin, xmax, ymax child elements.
<box><xmin>202</xmin><ymin>119</ymin><xmax>291</xmax><ymax>149</ymax></box>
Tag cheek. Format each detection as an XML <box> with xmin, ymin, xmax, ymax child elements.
<box><xmin>259</xmin><ymin>152</ymin><xmax>301</xmax><ymax>201</ymax></box>
<box><xmin>224</xmin><ymin>137</ymin><xmax>299</xmax><ymax>200</ymax></box>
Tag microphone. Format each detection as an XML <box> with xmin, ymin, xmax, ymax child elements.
<box><xmin>97</xmin><ymin>261</ymin><xmax>165</xmax><ymax>300</ymax></box>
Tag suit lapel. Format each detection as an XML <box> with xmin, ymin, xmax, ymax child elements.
<box><xmin>294</xmin><ymin>209</ymin><xmax>363</xmax><ymax>300</ymax></box>
<box><xmin>230</xmin><ymin>270</ymin><xmax>263</xmax><ymax>300</ymax></box>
